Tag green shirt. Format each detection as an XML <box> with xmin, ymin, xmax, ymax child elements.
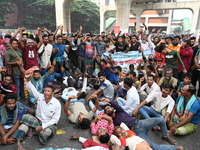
<box><xmin>159</xmin><ymin>76</ymin><xmax>178</xmax><ymax>87</ymax></box>
<box><xmin>165</xmin><ymin>50</ymin><xmax>184</xmax><ymax>69</ymax></box>
<box><xmin>5</xmin><ymin>49</ymin><xmax>22</xmax><ymax>75</ymax></box>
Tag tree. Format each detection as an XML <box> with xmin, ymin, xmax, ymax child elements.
<box><xmin>0</xmin><ymin>0</ymin><xmax>56</xmax><ymax>30</ymax></box>
<box><xmin>70</xmin><ymin>0</ymin><xmax>100</xmax><ymax>33</ymax></box>
<box><xmin>174</xmin><ymin>27</ymin><xmax>182</xmax><ymax>34</ymax></box>
<box><xmin>0</xmin><ymin>1</ymin><xmax>13</xmax><ymax>27</ymax></box>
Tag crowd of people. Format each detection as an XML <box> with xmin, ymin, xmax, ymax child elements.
<box><xmin>0</xmin><ymin>24</ymin><xmax>200</xmax><ymax>150</ymax></box>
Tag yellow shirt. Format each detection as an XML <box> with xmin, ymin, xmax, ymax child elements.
<box><xmin>168</xmin><ymin>45</ymin><xmax>181</xmax><ymax>54</ymax></box>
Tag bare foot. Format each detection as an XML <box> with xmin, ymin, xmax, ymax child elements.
<box><xmin>176</xmin><ymin>146</ymin><xmax>184</xmax><ymax>150</ymax></box>
<box><xmin>162</xmin><ymin>137</ymin><xmax>177</xmax><ymax>145</ymax></box>
<box><xmin>17</xmin><ymin>139</ymin><xmax>27</xmax><ymax>150</ymax></box>
<box><xmin>168</xmin><ymin>130</ymin><xmax>175</xmax><ymax>136</ymax></box>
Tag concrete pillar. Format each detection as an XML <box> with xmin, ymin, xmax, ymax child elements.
<box><xmin>196</xmin><ymin>8</ymin><xmax>200</xmax><ymax>30</ymax></box>
<box><xmin>135</xmin><ymin>10</ymin><xmax>143</xmax><ymax>31</ymax></box>
<box><xmin>100</xmin><ymin>9</ymin><xmax>106</xmax><ymax>32</ymax></box>
<box><xmin>55</xmin><ymin>0</ymin><xmax>74</xmax><ymax>33</ymax></box>
<box><xmin>191</xmin><ymin>7</ymin><xmax>199</xmax><ymax>33</ymax></box>
<box><xmin>166</xmin><ymin>10</ymin><xmax>173</xmax><ymax>34</ymax></box>
<box><xmin>115</xmin><ymin>0</ymin><xmax>132</xmax><ymax>31</ymax></box>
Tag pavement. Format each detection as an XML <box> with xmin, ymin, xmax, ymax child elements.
<box><xmin>2</xmin><ymin>89</ymin><xmax>200</xmax><ymax>150</ymax></box>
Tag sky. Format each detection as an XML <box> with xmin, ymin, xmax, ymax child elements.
<box><xmin>172</xmin><ymin>0</ymin><xmax>195</xmax><ymax>22</ymax></box>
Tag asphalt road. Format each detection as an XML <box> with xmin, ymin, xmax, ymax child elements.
<box><xmin>1</xmin><ymin>89</ymin><xmax>200</xmax><ymax>150</ymax></box>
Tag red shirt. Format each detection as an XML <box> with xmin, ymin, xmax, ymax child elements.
<box><xmin>23</xmin><ymin>45</ymin><xmax>38</xmax><ymax>70</ymax></box>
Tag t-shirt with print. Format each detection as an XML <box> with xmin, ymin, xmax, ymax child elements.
<box><xmin>196</xmin><ymin>49</ymin><xmax>200</xmax><ymax>71</ymax></box>
<box><xmin>115</xmin><ymin>42</ymin><xmax>128</xmax><ymax>52</ymax></box>
<box><xmin>176</xmin><ymin>96</ymin><xmax>200</xmax><ymax>125</ymax></box>
<box><xmin>23</xmin><ymin>45</ymin><xmax>38</xmax><ymax>70</ymax></box>
<box><xmin>164</xmin><ymin>50</ymin><xmax>179</xmax><ymax>69</ymax></box>
<box><xmin>100</xmin><ymin>79</ymin><xmax>114</xmax><ymax>101</ymax></box>
<box><xmin>5</xmin><ymin>49</ymin><xmax>22</xmax><ymax>75</ymax></box>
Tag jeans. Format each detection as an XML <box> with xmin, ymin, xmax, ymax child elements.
<box><xmin>135</xmin><ymin>117</ymin><xmax>176</xmax><ymax>150</ymax></box>
<box><xmin>116</xmin><ymin>97</ymin><xmax>131</xmax><ymax>116</ymax></box>
<box><xmin>89</xmin><ymin>101</ymin><xmax>103</xmax><ymax>117</ymax></box>
<box><xmin>13</xmin><ymin>75</ymin><xmax>23</xmax><ymax>99</ymax></box>
<box><xmin>138</xmin><ymin>106</ymin><xmax>163</xmax><ymax>119</ymax></box>
<box><xmin>78</xmin><ymin>57</ymin><xmax>85</xmax><ymax>73</ymax></box>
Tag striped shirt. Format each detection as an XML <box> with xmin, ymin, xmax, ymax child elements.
<box><xmin>85</xmin><ymin>41</ymin><xmax>94</xmax><ymax>58</ymax></box>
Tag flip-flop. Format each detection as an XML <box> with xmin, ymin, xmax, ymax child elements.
<box><xmin>162</xmin><ymin>137</ymin><xmax>177</xmax><ymax>145</ymax></box>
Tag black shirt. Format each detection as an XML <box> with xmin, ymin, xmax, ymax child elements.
<box><xmin>130</xmin><ymin>42</ymin><xmax>141</xmax><ymax>51</ymax></box>
<box><xmin>115</xmin><ymin>42</ymin><xmax>128</xmax><ymax>52</ymax></box>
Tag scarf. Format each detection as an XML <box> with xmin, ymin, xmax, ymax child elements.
<box><xmin>0</xmin><ymin>103</ymin><xmax>19</xmax><ymax>125</ymax></box>
<box><xmin>173</xmin><ymin>95</ymin><xmax>196</xmax><ymax>123</ymax></box>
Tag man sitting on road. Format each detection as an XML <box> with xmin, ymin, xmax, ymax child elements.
<box><xmin>133</xmin><ymin>83</ymin><xmax>175</xmax><ymax>125</ymax></box>
<box><xmin>168</xmin><ymin>84</ymin><xmax>200</xmax><ymax>135</ymax></box>
<box><xmin>13</xmin><ymin>71</ymin><xmax>61</xmax><ymax>144</ymax></box>
<box><xmin>0</xmin><ymin>94</ymin><xmax>25</xmax><ymax>145</ymax></box>
<box><xmin>137</xmin><ymin>74</ymin><xmax>160</xmax><ymax>102</ymax></box>
<box><xmin>87</xmin><ymin>71</ymin><xmax>114</xmax><ymax>106</ymax></box>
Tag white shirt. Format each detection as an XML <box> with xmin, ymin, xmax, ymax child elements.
<box><xmin>26</xmin><ymin>81</ymin><xmax>61</xmax><ymax>129</ymax></box>
<box><xmin>122</xmin><ymin>86</ymin><xmax>139</xmax><ymax>112</ymax></box>
<box><xmin>146</xmin><ymin>92</ymin><xmax>175</xmax><ymax>113</ymax></box>
<box><xmin>38</xmin><ymin>44</ymin><xmax>53</xmax><ymax>68</ymax></box>
<box><xmin>139</xmin><ymin>82</ymin><xmax>160</xmax><ymax>95</ymax></box>
<box><xmin>61</xmin><ymin>87</ymin><xmax>79</xmax><ymax>101</ymax></box>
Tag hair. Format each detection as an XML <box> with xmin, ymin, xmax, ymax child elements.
<box><xmin>101</xmin><ymin>31</ymin><xmax>105</xmax><ymax>34</ymax></box>
<box><xmin>174</xmin><ymin>36</ymin><xmax>181</xmax><ymax>40</ymax></box>
<box><xmin>156</xmin><ymin>44</ymin><xmax>166</xmax><ymax>53</ymax></box>
<box><xmin>5</xmin><ymin>74</ymin><xmax>13</xmax><ymax>81</ymax></box>
<box><xmin>129</xmin><ymin>71</ymin><xmax>136</xmax><ymax>77</ymax></box>
<box><xmin>56</xmin><ymin>35</ymin><xmax>62</xmax><ymax>39</ymax></box>
<box><xmin>33</xmin><ymin>70</ymin><xmax>41</xmax><ymax>74</ymax></box>
<box><xmin>105</xmin><ymin>40</ymin><xmax>110</xmax><ymax>43</ymax></box>
<box><xmin>163</xmin><ymin>83</ymin><xmax>173</xmax><ymax>91</ymax></box>
<box><xmin>147</xmin><ymin>65</ymin><xmax>154</xmax><ymax>71</ymax></box>
<box><xmin>22</xmin><ymin>33</ymin><xmax>28</xmax><ymax>37</ymax></box>
<box><xmin>10</xmin><ymin>38</ymin><xmax>18</xmax><ymax>44</ymax></box>
<box><xmin>42</xmin><ymin>35</ymin><xmax>48</xmax><ymax>39</ymax></box>
<box><xmin>113</xmin><ymin>126</ymin><xmax>122</xmax><ymax>137</ymax></box>
<box><xmin>98</xmin><ymin>71</ymin><xmax>106</xmax><ymax>78</ymax></box>
<box><xmin>129</xmin><ymin>64</ymin><xmax>134</xmax><ymax>69</ymax></box>
<box><xmin>124</xmin><ymin>77</ymin><xmax>133</xmax><ymax>88</ymax></box>
<box><xmin>115</xmin><ymin>66</ymin><xmax>122</xmax><ymax>72</ymax></box>
<box><xmin>131</xmin><ymin>35</ymin><xmax>137</xmax><ymax>38</ymax></box>
<box><xmin>165</xmin><ymin>37</ymin><xmax>172</xmax><ymax>40</ymax></box>
<box><xmin>184</xmin><ymin>40</ymin><xmax>191</xmax><ymax>46</ymax></box>
<box><xmin>45</xmin><ymin>85</ymin><xmax>55</xmax><ymax>92</ymax></box>
<box><xmin>165</xmin><ymin>68</ymin><xmax>173</xmax><ymax>72</ymax></box>
<box><xmin>5</xmin><ymin>35</ymin><xmax>11</xmax><ymax>38</ymax></box>
<box><xmin>147</xmin><ymin>74</ymin><xmax>155</xmax><ymax>80</ymax></box>
<box><xmin>4</xmin><ymin>93</ymin><xmax>17</xmax><ymax>104</ymax></box>
<box><xmin>103</xmin><ymin>104</ymin><xmax>111</xmax><ymax>111</ymax></box>
<box><xmin>77</xmin><ymin>92</ymin><xmax>86</xmax><ymax>99</ymax></box>
<box><xmin>100</xmin><ymin>59</ymin><xmax>107</xmax><ymax>64</ymax></box>
<box><xmin>184</xmin><ymin>72</ymin><xmax>192</xmax><ymax>79</ymax></box>
<box><xmin>189</xmin><ymin>37</ymin><xmax>196</xmax><ymax>41</ymax></box>
<box><xmin>79</xmin><ymin>118</ymin><xmax>90</xmax><ymax>129</ymax></box>
<box><xmin>99</xmin><ymin>133</ymin><xmax>110</xmax><ymax>143</ymax></box>
<box><xmin>187</xmin><ymin>85</ymin><xmax>196</xmax><ymax>95</ymax></box>
<box><xmin>48</xmin><ymin>34</ymin><xmax>54</xmax><ymax>37</ymax></box>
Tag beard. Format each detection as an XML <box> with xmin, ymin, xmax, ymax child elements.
<box><xmin>107</xmin><ymin>110</ymin><xmax>114</xmax><ymax>116</ymax></box>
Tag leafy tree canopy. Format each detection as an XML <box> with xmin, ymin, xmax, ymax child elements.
<box><xmin>70</xmin><ymin>0</ymin><xmax>100</xmax><ymax>33</ymax></box>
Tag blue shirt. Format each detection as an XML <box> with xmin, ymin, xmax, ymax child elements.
<box><xmin>77</xmin><ymin>43</ymin><xmax>85</xmax><ymax>57</ymax></box>
<box><xmin>93</xmin><ymin>42</ymin><xmax>106</xmax><ymax>56</ymax></box>
<box><xmin>0</xmin><ymin>103</ymin><xmax>25</xmax><ymax>126</ymax></box>
<box><xmin>176</xmin><ymin>96</ymin><xmax>200</xmax><ymax>125</ymax></box>
<box><xmin>178</xmin><ymin>81</ymin><xmax>192</xmax><ymax>90</ymax></box>
<box><xmin>109</xmin><ymin>101</ymin><xmax>136</xmax><ymax>129</ymax></box>
<box><xmin>104</xmin><ymin>68</ymin><xmax>118</xmax><ymax>84</ymax></box>
<box><xmin>52</xmin><ymin>43</ymin><xmax>66</xmax><ymax>62</ymax></box>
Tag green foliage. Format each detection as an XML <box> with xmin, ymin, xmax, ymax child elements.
<box><xmin>0</xmin><ymin>0</ymin><xmax>56</xmax><ymax>30</ymax></box>
<box><xmin>0</xmin><ymin>1</ymin><xmax>14</xmax><ymax>27</ymax></box>
<box><xmin>174</xmin><ymin>27</ymin><xmax>182</xmax><ymax>34</ymax></box>
<box><xmin>71</xmin><ymin>0</ymin><xmax>100</xmax><ymax>33</ymax></box>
